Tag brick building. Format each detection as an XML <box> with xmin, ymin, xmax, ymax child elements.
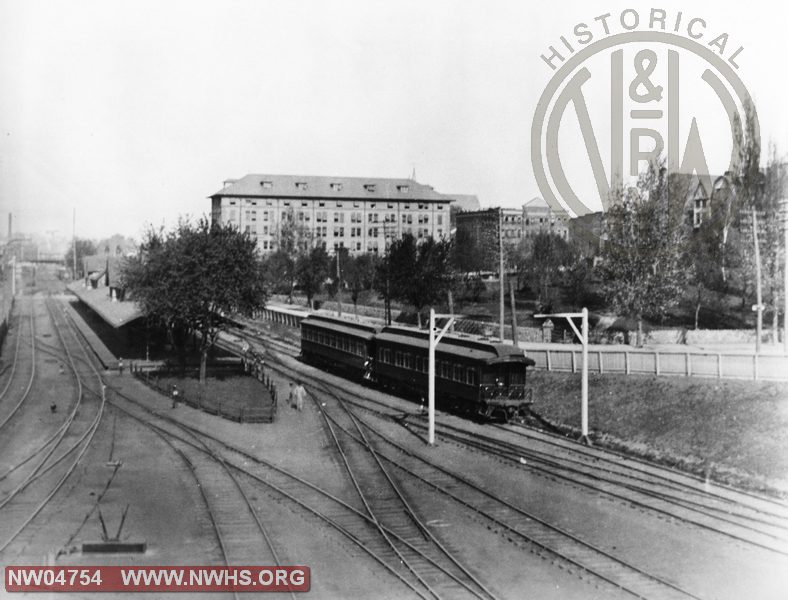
<box><xmin>210</xmin><ymin>174</ymin><xmax>454</xmax><ymax>255</ymax></box>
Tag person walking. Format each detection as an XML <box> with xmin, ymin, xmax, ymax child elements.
<box><xmin>288</xmin><ymin>381</ymin><xmax>295</xmax><ymax>409</ymax></box>
<box><xmin>293</xmin><ymin>381</ymin><xmax>307</xmax><ymax>412</ymax></box>
<box><xmin>118</xmin><ymin>357</ymin><xmax>124</xmax><ymax>375</ymax></box>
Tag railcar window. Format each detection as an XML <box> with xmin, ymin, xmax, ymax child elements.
<box><xmin>510</xmin><ymin>369</ymin><xmax>525</xmax><ymax>385</ymax></box>
<box><xmin>318</xmin><ymin>332</ymin><xmax>324</xmax><ymax>344</ymax></box>
<box><xmin>453</xmin><ymin>364</ymin><xmax>462</xmax><ymax>381</ymax></box>
<box><xmin>440</xmin><ymin>361</ymin><xmax>449</xmax><ymax>379</ymax></box>
<box><xmin>395</xmin><ymin>351</ymin><xmax>402</xmax><ymax>366</ymax></box>
<box><xmin>404</xmin><ymin>353</ymin><xmax>412</xmax><ymax>369</ymax></box>
<box><xmin>383</xmin><ymin>349</ymin><xmax>391</xmax><ymax>363</ymax></box>
<box><xmin>466</xmin><ymin>369</ymin><xmax>476</xmax><ymax>385</ymax></box>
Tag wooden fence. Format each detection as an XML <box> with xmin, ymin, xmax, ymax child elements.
<box><xmin>524</xmin><ymin>346</ymin><xmax>788</xmax><ymax>381</ymax></box>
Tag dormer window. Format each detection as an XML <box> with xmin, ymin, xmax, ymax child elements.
<box><xmin>295</xmin><ymin>182</ymin><xmax>308</xmax><ymax>190</ymax></box>
<box><xmin>397</xmin><ymin>185</ymin><xmax>409</xmax><ymax>193</ymax></box>
<box><xmin>364</xmin><ymin>184</ymin><xmax>376</xmax><ymax>192</ymax></box>
<box><xmin>261</xmin><ymin>181</ymin><xmax>273</xmax><ymax>189</ymax></box>
<box><xmin>330</xmin><ymin>183</ymin><xmax>343</xmax><ymax>192</ymax></box>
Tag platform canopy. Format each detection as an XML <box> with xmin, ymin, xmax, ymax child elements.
<box><xmin>67</xmin><ymin>282</ymin><xmax>143</xmax><ymax>328</ymax></box>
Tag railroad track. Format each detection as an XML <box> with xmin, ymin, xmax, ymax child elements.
<box><xmin>308</xmin><ymin>378</ymin><xmax>705</xmax><ymax>600</ymax></box>
<box><xmin>0</xmin><ymin>296</ymin><xmax>36</xmax><ymax>431</ymax></box>
<box><xmin>312</xmin><ymin>380</ymin><xmax>499</xmax><ymax>600</ymax></box>
<box><xmin>105</xmin><ymin>383</ymin><xmax>491</xmax><ymax>600</ymax></box>
<box><xmin>228</xmin><ymin>324</ymin><xmax>788</xmax><ymax>554</ymax></box>
<box><xmin>0</xmin><ymin>296</ymin><xmax>106</xmax><ymax>555</ymax></box>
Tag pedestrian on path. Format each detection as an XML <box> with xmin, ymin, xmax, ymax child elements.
<box><xmin>293</xmin><ymin>381</ymin><xmax>307</xmax><ymax>412</ymax></box>
<box><xmin>288</xmin><ymin>381</ymin><xmax>295</xmax><ymax>409</ymax></box>
<box><xmin>118</xmin><ymin>357</ymin><xmax>124</xmax><ymax>375</ymax></box>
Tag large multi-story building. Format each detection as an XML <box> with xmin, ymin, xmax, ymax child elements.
<box><xmin>522</xmin><ymin>196</ymin><xmax>569</xmax><ymax>239</ymax></box>
<box><xmin>210</xmin><ymin>174</ymin><xmax>454</xmax><ymax>255</ymax></box>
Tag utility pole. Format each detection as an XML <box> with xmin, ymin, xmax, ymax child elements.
<box><xmin>428</xmin><ymin>308</ymin><xmax>454</xmax><ymax>446</ymax></box>
<box><xmin>752</xmin><ymin>208</ymin><xmax>763</xmax><ymax>354</ymax></box>
<box><xmin>72</xmin><ymin>208</ymin><xmax>77</xmax><ymax>280</ymax></box>
<box><xmin>535</xmin><ymin>308</ymin><xmax>590</xmax><ymax>444</ymax></box>
<box><xmin>336</xmin><ymin>248</ymin><xmax>342</xmax><ymax>317</ymax></box>
<box><xmin>499</xmin><ymin>209</ymin><xmax>505</xmax><ymax>341</ymax></box>
<box><xmin>783</xmin><ymin>197</ymin><xmax>788</xmax><ymax>354</ymax></box>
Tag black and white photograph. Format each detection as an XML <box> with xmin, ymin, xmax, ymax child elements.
<box><xmin>1</xmin><ymin>1</ymin><xmax>787</xmax><ymax>598</ymax></box>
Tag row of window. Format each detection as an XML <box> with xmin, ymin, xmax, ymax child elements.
<box><xmin>228</xmin><ymin>198</ymin><xmax>445</xmax><ymax>210</ymax></box>
<box><xmin>377</xmin><ymin>348</ymin><xmax>477</xmax><ymax>385</ymax></box>
<box><xmin>303</xmin><ymin>328</ymin><xmax>367</xmax><ymax>357</ymax></box>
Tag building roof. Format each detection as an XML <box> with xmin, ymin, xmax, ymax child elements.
<box><xmin>211</xmin><ymin>174</ymin><xmax>452</xmax><ymax>202</ymax></box>
<box><xmin>449</xmin><ymin>194</ymin><xmax>481</xmax><ymax>212</ymax></box>
<box><xmin>524</xmin><ymin>196</ymin><xmax>549</xmax><ymax>209</ymax></box>
<box><xmin>82</xmin><ymin>255</ymin><xmax>127</xmax><ymax>288</ymax></box>
<box><xmin>67</xmin><ymin>282</ymin><xmax>142</xmax><ymax>328</ymax></box>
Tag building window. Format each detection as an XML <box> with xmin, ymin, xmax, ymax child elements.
<box><xmin>295</xmin><ymin>182</ymin><xmax>308</xmax><ymax>190</ymax></box>
<box><xmin>387</xmin><ymin>203</ymin><xmax>394</xmax><ymax>209</ymax></box>
<box><xmin>364</xmin><ymin>184</ymin><xmax>376</xmax><ymax>192</ymax></box>
<box><xmin>330</xmin><ymin>183</ymin><xmax>343</xmax><ymax>192</ymax></box>
<box><xmin>437</xmin><ymin>215</ymin><xmax>442</xmax><ymax>226</ymax></box>
<box><xmin>336</xmin><ymin>201</ymin><xmax>343</xmax><ymax>207</ymax></box>
<box><xmin>261</xmin><ymin>181</ymin><xmax>273</xmax><ymax>189</ymax></box>
<box><xmin>397</xmin><ymin>185</ymin><xmax>409</xmax><ymax>193</ymax></box>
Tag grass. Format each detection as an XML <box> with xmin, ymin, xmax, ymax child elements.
<box><xmin>154</xmin><ymin>372</ymin><xmax>272</xmax><ymax>414</ymax></box>
<box><xmin>527</xmin><ymin>370</ymin><xmax>788</xmax><ymax>495</ymax></box>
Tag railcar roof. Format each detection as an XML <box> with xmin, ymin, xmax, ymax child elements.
<box><xmin>376</xmin><ymin>326</ymin><xmax>535</xmax><ymax>365</ymax></box>
<box><xmin>301</xmin><ymin>314</ymin><xmax>381</xmax><ymax>340</ymax></box>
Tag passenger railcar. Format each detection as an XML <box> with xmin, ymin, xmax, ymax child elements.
<box><xmin>300</xmin><ymin>315</ymin><xmax>380</xmax><ymax>378</ymax></box>
<box><xmin>300</xmin><ymin>315</ymin><xmax>535</xmax><ymax>421</ymax></box>
<box><xmin>374</xmin><ymin>326</ymin><xmax>535</xmax><ymax>420</ymax></box>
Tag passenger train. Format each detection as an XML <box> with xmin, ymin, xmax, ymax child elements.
<box><xmin>300</xmin><ymin>314</ymin><xmax>535</xmax><ymax>421</ymax></box>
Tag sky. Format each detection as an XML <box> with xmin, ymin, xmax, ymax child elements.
<box><xmin>1</xmin><ymin>0</ymin><xmax>787</xmax><ymax>241</ymax></box>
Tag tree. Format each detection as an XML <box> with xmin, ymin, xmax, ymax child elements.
<box><xmin>122</xmin><ymin>218</ymin><xmax>267</xmax><ymax>384</ymax></box>
<box><xmin>687</xmin><ymin>222</ymin><xmax>723</xmax><ymax>329</ymax></box>
<box><xmin>263</xmin><ymin>249</ymin><xmax>297</xmax><ymax>298</ymax></box>
<box><xmin>562</xmin><ymin>240</ymin><xmax>592</xmax><ymax>311</ymax></box>
<box><xmin>64</xmin><ymin>239</ymin><xmax>97</xmax><ymax>277</ymax></box>
<box><xmin>522</xmin><ymin>232</ymin><xmax>570</xmax><ymax>309</ymax></box>
<box><xmin>344</xmin><ymin>253</ymin><xmax>378</xmax><ymax>316</ymax></box>
<box><xmin>598</xmin><ymin>160</ymin><xmax>689</xmax><ymax>346</ymax></box>
<box><xmin>274</xmin><ymin>207</ymin><xmax>312</xmax><ymax>302</ymax></box>
<box><xmin>379</xmin><ymin>234</ymin><xmax>453</xmax><ymax>327</ymax></box>
<box><xmin>719</xmin><ymin>99</ymin><xmax>761</xmax><ymax>283</ymax></box>
<box><xmin>755</xmin><ymin>150</ymin><xmax>786</xmax><ymax>342</ymax></box>
<box><xmin>296</xmin><ymin>246</ymin><xmax>330</xmax><ymax>309</ymax></box>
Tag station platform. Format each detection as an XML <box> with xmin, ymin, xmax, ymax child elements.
<box><xmin>60</xmin><ymin>297</ymin><xmax>119</xmax><ymax>370</ymax></box>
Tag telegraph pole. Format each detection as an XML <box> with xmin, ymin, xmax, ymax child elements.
<box><xmin>752</xmin><ymin>208</ymin><xmax>763</xmax><ymax>354</ymax></box>
<box><xmin>428</xmin><ymin>308</ymin><xmax>454</xmax><ymax>446</ymax></box>
<box><xmin>783</xmin><ymin>197</ymin><xmax>788</xmax><ymax>354</ymax></box>
<box><xmin>336</xmin><ymin>248</ymin><xmax>342</xmax><ymax>317</ymax></box>
<box><xmin>72</xmin><ymin>208</ymin><xmax>77</xmax><ymax>280</ymax></box>
<box><xmin>535</xmin><ymin>308</ymin><xmax>590</xmax><ymax>444</ymax></box>
<box><xmin>499</xmin><ymin>209</ymin><xmax>504</xmax><ymax>341</ymax></box>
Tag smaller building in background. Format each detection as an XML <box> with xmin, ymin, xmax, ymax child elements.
<box><xmin>523</xmin><ymin>197</ymin><xmax>569</xmax><ymax>239</ymax></box>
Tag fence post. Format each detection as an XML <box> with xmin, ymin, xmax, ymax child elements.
<box><xmin>598</xmin><ymin>351</ymin><xmax>603</xmax><ymax>374</ymax></box>
<box><xmin>753</xmin><ymin>354</ymin><xmax>758</xmax><ymax>380</ymax></box>
<box><xmin>546</xmin><ymin>350</ymin><xmax>552</xmax><ymax>371</ymax></box>
<box><xmin>686</xmin><ymin>352</ymin><xmax>691</xmax><ymax>377</ymax></box>
<box><xmin>571</xmin><ymin>351</ymin><xmax>576</xmax><ymax>373</ymax></box>
<box><xmin>655</xmin><ymin>351</ymin><xmax>660</xmax><ymax>376</ymax></box>
<box><xmin>625</xmin><ymin>350</ymin><xmax>630</xmax><ymax>374</ymax></box>
<box><xmin>717</xmin><ymin>353</ymin><xmax>723</xmax><ymax>378</ymax></box>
